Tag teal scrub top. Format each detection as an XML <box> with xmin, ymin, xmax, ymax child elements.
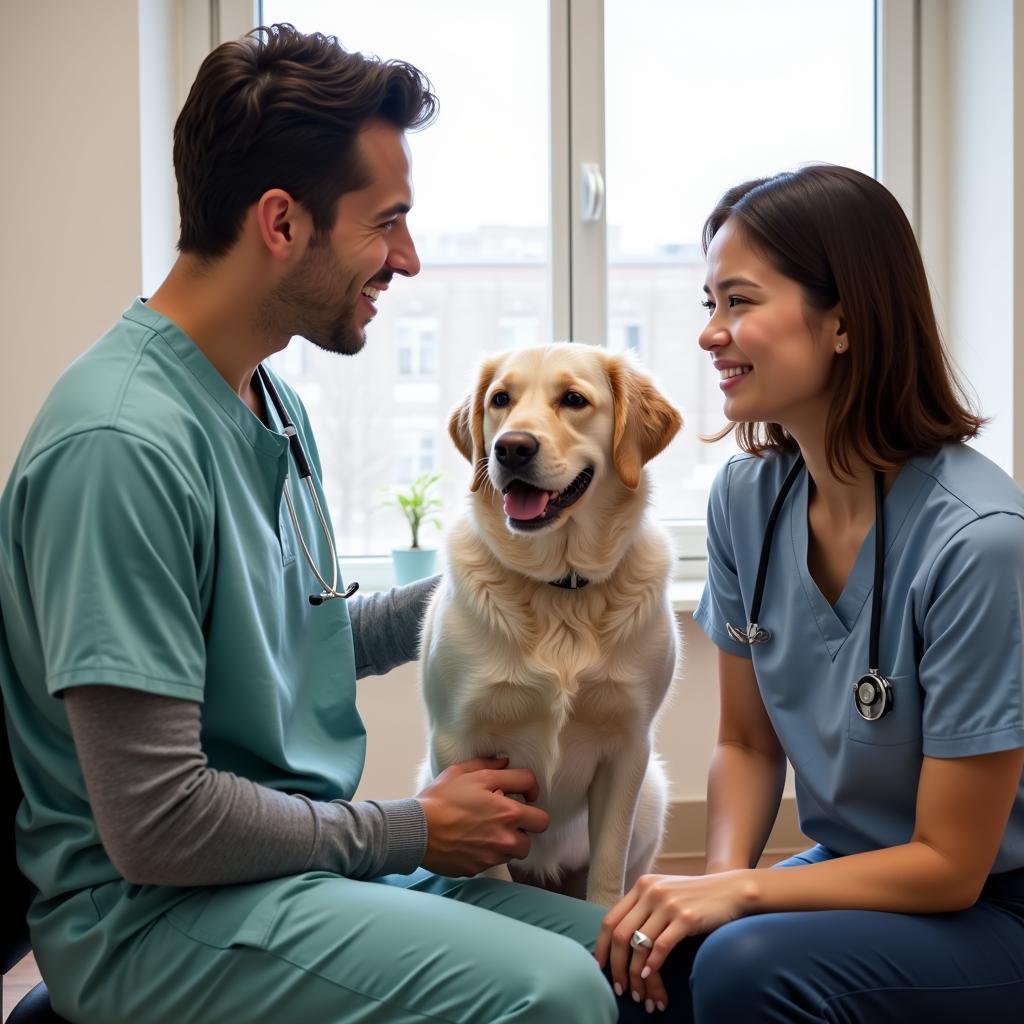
<box><xmin>0</xmin><ymin>299</ymin><xmax>361</xmax><ymax>927</ymax></box>
<box><xmin>695</xmin><ymin>445</ymin><xmax>1024</xmax><ymax>872</ymax></box>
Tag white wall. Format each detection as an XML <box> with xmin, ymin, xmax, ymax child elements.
<box><xmin>1</xmin><ymin>0</ymin><xmax>217</xmax><ymax>478</ymax></box>
<box><xmin>1</xmin><ymin>0</ymin><xmax>144</xmax><ymax>477</ymax></box>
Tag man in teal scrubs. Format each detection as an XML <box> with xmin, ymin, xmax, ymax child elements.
<box><xmin>0</xmin><ymin>24</ymin><xmax>618</xmax><ymax>1024</ymax></box>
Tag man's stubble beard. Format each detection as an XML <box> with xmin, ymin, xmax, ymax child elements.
<box><xmin>263</xmin><ymin>238</ymin><xmax>366</xmax><ymax>356</ymax></box>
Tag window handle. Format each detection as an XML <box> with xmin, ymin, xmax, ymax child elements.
<box><xmin>580</xmin><ymin>162</ymin><xmax>605</xmax><ymax>222</ymax></box>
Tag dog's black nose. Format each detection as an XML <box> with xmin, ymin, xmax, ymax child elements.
<box><xmin>494</xmin><ymin>431</ymin><xmax>539</xmax><ymax>469</ymax></box>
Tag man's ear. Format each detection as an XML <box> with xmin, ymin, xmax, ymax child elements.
<box><xmin>255</xmin><ymin>188</ymin><xmax>310</xmax><ymax>261</ymax></box>
<box><xmin>606</xmin><ymin>356</ymin><xmax>683</xmax><ymax>489</ymax></box>
<box><xmin>448</xmin><ymin>359</ymin><xmax>498</xmax><ymax>492</ymax></box>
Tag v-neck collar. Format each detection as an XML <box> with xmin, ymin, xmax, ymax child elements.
<box><xmin>788</xmin><ymin>458</ymin><xmax>929</xmax><ymax>659</ymax></box>
<box><xmin>123</xmin><ymin>297</ymin><xmax>286</xmax><ymax>460</ymax></box>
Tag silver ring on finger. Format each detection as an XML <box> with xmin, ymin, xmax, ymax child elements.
<box><xmin>630</xmin><ymin>929</ymin><xmax>654</xmax><ymax>951</ymax></box>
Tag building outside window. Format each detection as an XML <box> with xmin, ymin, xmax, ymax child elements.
<box><xmin>394</xmin><ymin>429</ymin><xmax>437</xmax><ymax>485</ymax></box>
<box><xmin>396</xmin><ymin>317</ymin><xmax>438</xmax><ymax>377</ymax></box>
<box><xmin>498</xmin><ymin>315</ymin><xmax>543</xmax><ymax>349</ymax></box>
<box><xmin>608</xmin><ymin>318</ymin><xmax>643</xmax><ymax>358</ymax></box>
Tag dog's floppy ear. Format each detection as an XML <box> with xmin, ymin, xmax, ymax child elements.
<box><xmin>448</xmin><ymin>359</ymin><xmax>498</xmax><ymax>492</ymax></box>
<box><xmin>606</xmin><ymin>356</ymin><xmax>683</xmax><ymax>489</ymax></box>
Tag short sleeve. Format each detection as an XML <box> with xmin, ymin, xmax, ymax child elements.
<box><xmin>18</xmin><ymin>429</ymin><xmax>210</xmax><ymax>700</ymax></box>
<box><xmin>694</xmin><ymin>459</ymin><xmax>753</xmax><ymax>659</ymax></box>
<box><xmin>918</xmin><ymin>512</ymin><xmax>1024</xmax><ymax>757</ymax></box>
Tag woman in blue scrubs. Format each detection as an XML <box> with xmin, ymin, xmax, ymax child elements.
<box><xmin>597</xmin><ymin>165</ymin><xmax>1024</xmax><ymax>1021</ymax></box>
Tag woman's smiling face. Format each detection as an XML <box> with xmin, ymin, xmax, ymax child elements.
<box><xmin>698</xmin><ymin>218</ymin><xmax>844</xmax><ymax>433</ymax></box>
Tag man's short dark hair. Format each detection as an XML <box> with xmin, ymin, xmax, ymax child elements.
<box><xmin>173</xmin><ymin>23</ymin><xmax>438</xmax><ymax>260</ymax></box>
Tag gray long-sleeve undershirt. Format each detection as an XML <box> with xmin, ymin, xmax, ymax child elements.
<box><xmin>64</xmin><ymin>577</ymin><xmax>439</xmax><ymax>888</ymax></box>
<box><xmin>348</xmin><ymin>577</ymin><xmax>437</xmax><ymax>678</ymax></box>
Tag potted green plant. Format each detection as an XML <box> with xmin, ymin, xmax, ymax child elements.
<box><xmin>381</xmin><ymin>471</ymin><xmax>444</xmax><ymax>584</ymax></box>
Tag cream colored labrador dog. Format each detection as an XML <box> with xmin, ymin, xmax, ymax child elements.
<box><xmin>419</xmin><ymin>343</ymin><xmax>682</xmax><ymax>908</ymax></box>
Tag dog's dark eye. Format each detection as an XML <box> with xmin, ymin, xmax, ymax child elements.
<box><xmin>562</xmin><ymin>391</ymin><xmax>588</xmax><ymax>408</ymax></box>
<box><xmin>491</xmin><ymin>391</ymin><xmax>511</xmax><ymax>408</ymax></box>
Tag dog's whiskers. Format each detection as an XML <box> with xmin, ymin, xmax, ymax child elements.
<box><xmin>472</xmin><ymin>457</ymin><xmax>492</xmax><ymax>492</ymax></box>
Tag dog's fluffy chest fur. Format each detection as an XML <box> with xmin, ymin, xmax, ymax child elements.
<box><xmin>422</xmin><ymin>516</ymin><xmax>676</xmax><ymax>765</ymax></box>
<box><xmin>419</xmin><ymin>514</ymin><xmax>677</xmax><ymax>893</ymax></box>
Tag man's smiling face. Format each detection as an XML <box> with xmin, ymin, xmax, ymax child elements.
<box><xmin>279</xmin><ymin>119</ymin><xmax>421</xmax><ymax>356</ymax></box>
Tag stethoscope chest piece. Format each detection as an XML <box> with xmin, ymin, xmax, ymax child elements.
<box><xmin>853</xmin><ymin>670</ymin><xmax>893</xmax><ymax>721</ymax></box>
<box><xmin>726</xmin><ymin>622</ymin><xmax>771</xmax><ymax>646</ymax></box>
<box><xmin>727</xmin><ymin>456</ymin><xmax>898</xmax><ymax>726</ymax></box>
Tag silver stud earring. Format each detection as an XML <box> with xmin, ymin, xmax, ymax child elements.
<box><xmin>836</xmin><ymin>342</ymin><xmax>845</xmax><ymax>352</ymax></box>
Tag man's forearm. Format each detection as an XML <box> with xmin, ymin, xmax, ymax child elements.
<box><xmin>65</xmin><ymin>685</ymin><xmax>427</xmax><ymax>887</ymax></box>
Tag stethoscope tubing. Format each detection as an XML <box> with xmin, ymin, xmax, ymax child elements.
<box><xmin>727</xmin><ymin>454</ymin><xmax>892</xmax><ymax>721</ymax></box>
<box><xmin>256</xmin><ymin>365</ymin><xmax>357</xmax><ymax>606</ymax></box>
<box><xmin>747</xmin><ymin>455</ymin><xmax>805</xmax><ymax>631</ymax></box>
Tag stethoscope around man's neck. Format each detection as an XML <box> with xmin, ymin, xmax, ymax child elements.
<box><xmin>257</xmin><ymin>365</ymin><xmax>359</xmax><ymax>606</ymax></box>
<box><xmin>726</xmin><ymin>455</ymin><xmax>894</xmax><ymax>722</ymax></box>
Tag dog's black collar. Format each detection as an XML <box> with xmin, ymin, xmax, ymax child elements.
<box><xmin>548</xmin><ymin>570</ymin><xmax>589</xmax><ymax>590</ymax></box>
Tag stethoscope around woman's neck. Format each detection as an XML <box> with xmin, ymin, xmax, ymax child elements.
<box><xmin>257</xmin><ymin>365</ymin><xmax>359</xmax><ymax>606</ymax></box>
<box><xmin>726</xmin><ymin>455</ymin><xmax>894</xmax><ymax>722</ymax></box>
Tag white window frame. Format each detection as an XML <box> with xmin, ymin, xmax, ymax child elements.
<box><xmin>189</xmin><ymin>0</ymin><xmax>917</xmax><ymax>603</ymax></box>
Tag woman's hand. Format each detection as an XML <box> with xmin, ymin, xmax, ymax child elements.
<box><xmin>595</xmin><ymin>870</ymin><xmax>760</xmax><ymax>1009</ymax></box>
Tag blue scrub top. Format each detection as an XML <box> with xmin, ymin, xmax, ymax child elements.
<box><xmin>695</xmin><ymin>445</ymin><xmax>1024</xmax><ymax>872</ymax></box>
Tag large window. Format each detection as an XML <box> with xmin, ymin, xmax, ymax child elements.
<box><xmin>604</xmin><ymin>0</ymin><xmax>875</xmax><ymax>519</ymax></box>
<box><xmin>262</xmin><ymin>0</ymin><xmax>875</xmax><ymax>556</ymax></box>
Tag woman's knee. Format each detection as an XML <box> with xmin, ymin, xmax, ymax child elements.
<box><xmin>691</xmin><ymin>917</ymin><xmax>806</xmax><ymax>1022</ymax></box>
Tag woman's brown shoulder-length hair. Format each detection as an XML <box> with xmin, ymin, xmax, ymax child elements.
<box><xmin>702</xmin><ymin>164</ymin><xmax>983</xmax><ymax>478</ymax></box>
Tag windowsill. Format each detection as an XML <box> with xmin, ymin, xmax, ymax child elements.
<box><xmin>669</xmin><ymin>579</ymin><xmax>704</xmax><ymax>613</ymax></box>
<box><xmin>340</xmin><ymin>519</ymin><xmax>709</xmax><ymax>598</ymax></box>
<box><xmin>342</xmin><ymin>556</ymin><xmax>704</xmax><ymax>612</ymax></box>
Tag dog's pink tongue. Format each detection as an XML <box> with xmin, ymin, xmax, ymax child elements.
<box><xmin>503</xmin><ymin>482</ymin><xmax>551</xmax><ymax>521</ymax></box>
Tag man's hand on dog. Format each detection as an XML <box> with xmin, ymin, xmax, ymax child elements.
<box><xmin>417</xmin><ymin>757</ymin><xmax>550</xmax><ymax>877</ymax></box>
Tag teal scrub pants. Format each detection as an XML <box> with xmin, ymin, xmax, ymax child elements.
<box><xmin>33</xmin><ymin>869</ymin><xmax>618</xmax><ymax>1024</ymax></box>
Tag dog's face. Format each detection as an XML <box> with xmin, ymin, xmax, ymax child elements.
<box><xmin>449</xmin><ymin>344</ymin><xmax>681</xmax><ymax>534</ymax></box>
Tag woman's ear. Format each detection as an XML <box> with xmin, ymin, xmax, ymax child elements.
<box><xmin>833</xmin><ymin>307</ymin><xmax>848</xmax><ymax>352</ymax></box>
<box><xmin>448</xmin><ymin>359</ymin><xmax>498</xmax><ymax>492</ymax></box>
<box><xmin>830</xmin><ymin>302</ymin><xmax>847</xmax><ymax>337</ymax></box>
<box><xmin>606</xmin><ymin>356</ymin><xmax>683</xmax><ymax>489</ymax></box>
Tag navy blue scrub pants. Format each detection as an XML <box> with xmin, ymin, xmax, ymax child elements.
<box><xmin>619</xmin><ymin>846</ymin><xmax>1024</xmax><ymax>1023</ymax></box>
